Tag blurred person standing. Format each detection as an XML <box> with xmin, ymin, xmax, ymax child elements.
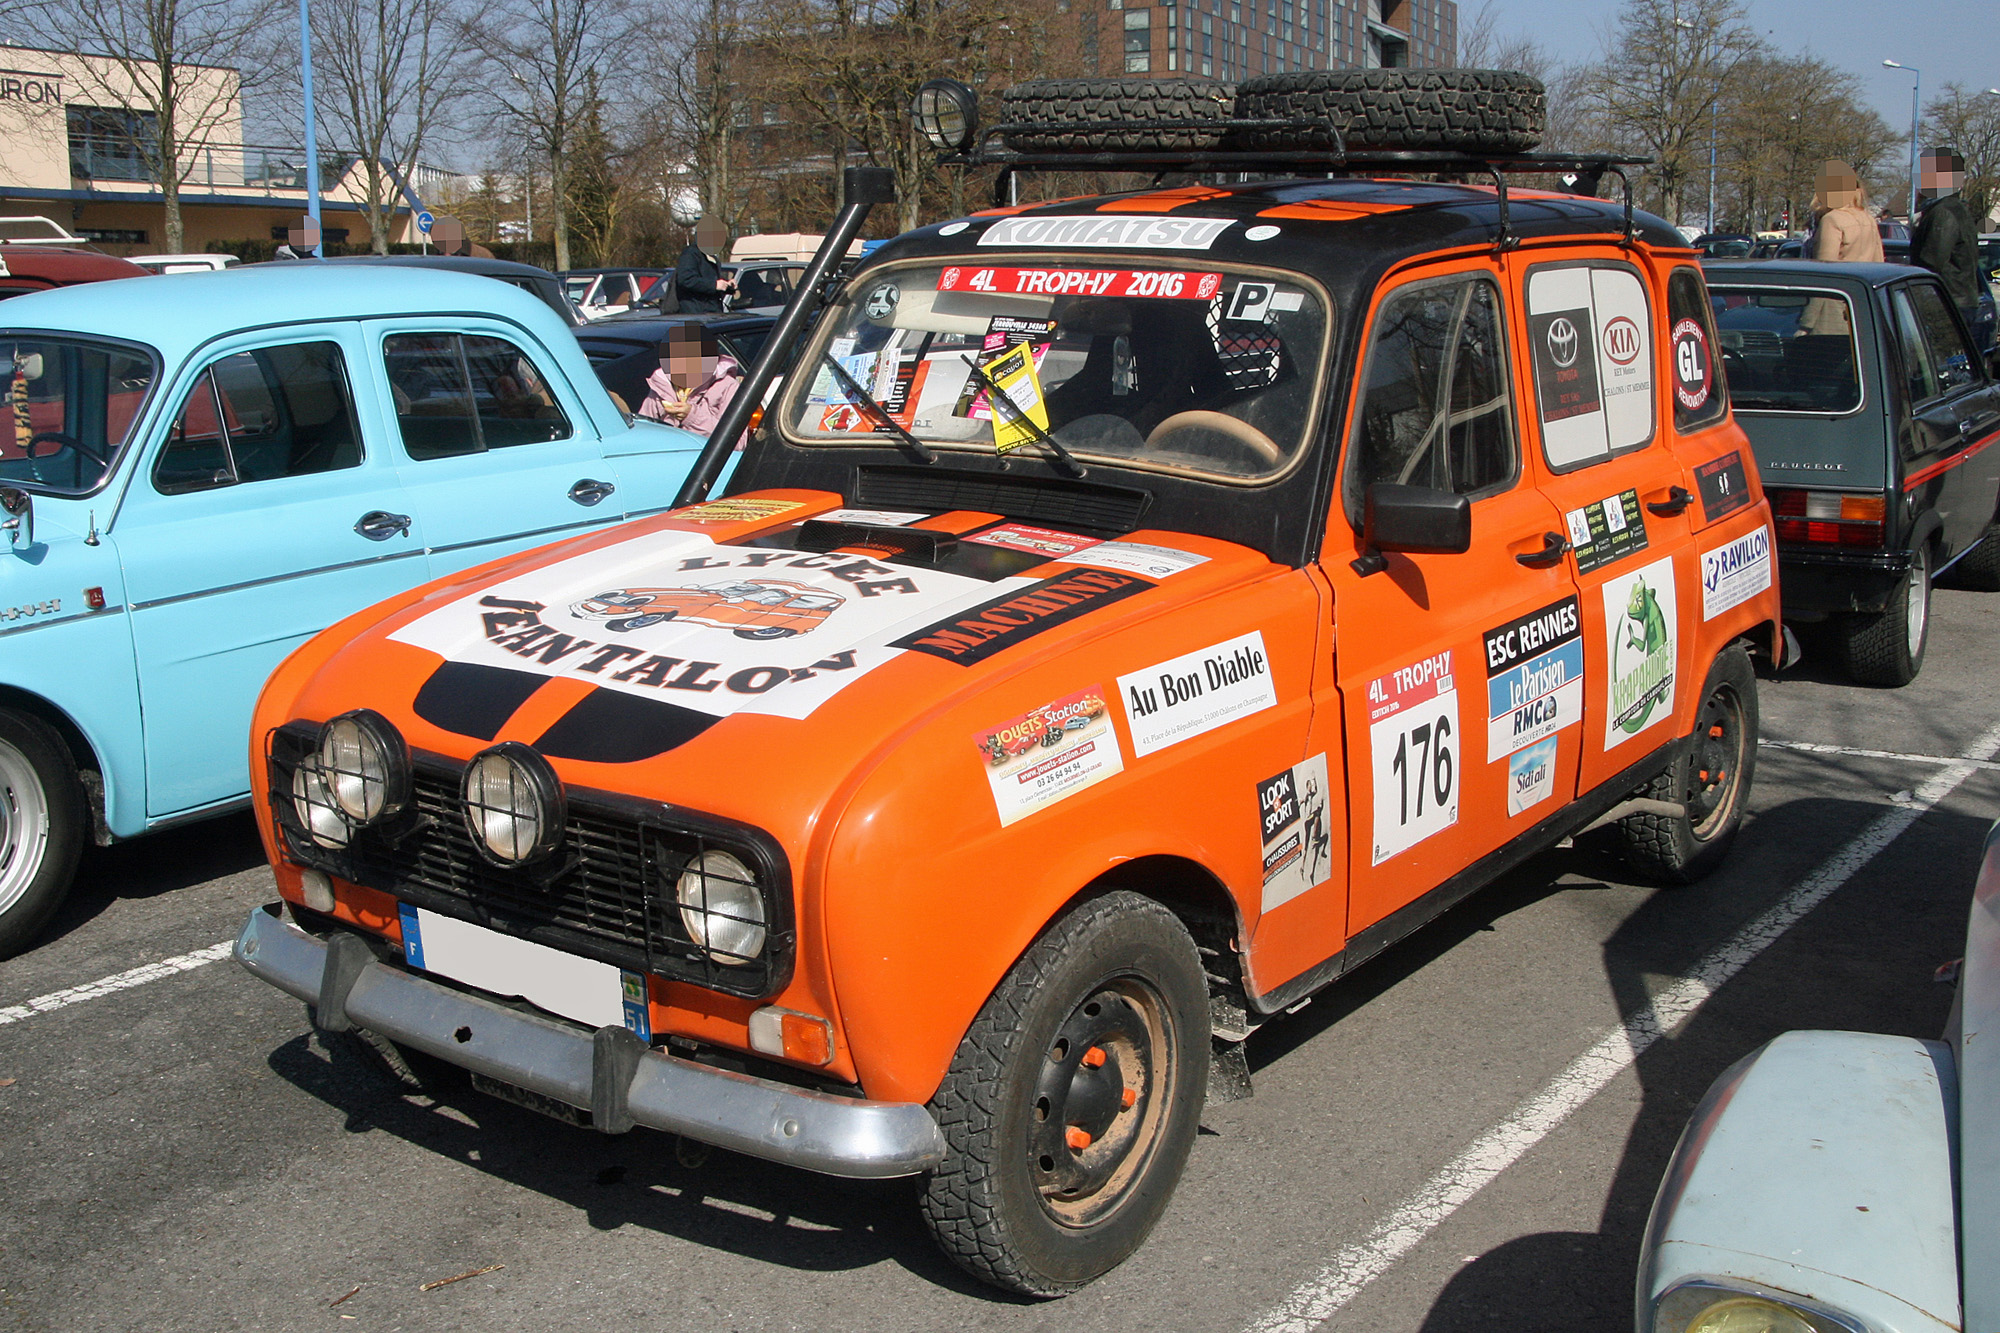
<box><xmin>1912</xmin><ymin>147</ymin><xmax>1980</xmax><ymax>328</ymax></box>
<box><xmin>1809</xmin><ymin>162</ymin><xmax>1884</xmax><ymax>263</ymax></box>
<box><xmin>675</xmin><ymin>216</ymin><xmax>737</xmax><ymax>313</ymax></box>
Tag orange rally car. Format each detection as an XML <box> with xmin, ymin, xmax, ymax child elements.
<box><xmin>234</xmin><ymin>70</ymin><xmax>1786</xmax><ymax>1298</ymax></box>
<box><xmin>571</xmin><ymin>578</ymin><xmax>845</xmax><ymax>638</ymax></box>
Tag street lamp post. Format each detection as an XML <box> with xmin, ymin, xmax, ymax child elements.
<box><xmin>299</xmin><ymin>0</ymin><xmax>323</xmax><ymax>258</ymax></box>
<box><xmin>1884</xmin><ymin>59</ymin><xmax>1921</xmax><ymax>225</ymax></box>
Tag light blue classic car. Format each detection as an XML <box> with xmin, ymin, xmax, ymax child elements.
<box><xmin>1637</xmin><ymin>820</ymin><xmax>1999</xmax><ymax>1333</ymax></box>
<box><xmin>0</xmin><ymin>265</ymin><xmax>710</xmax><ymax>955</ymax></box>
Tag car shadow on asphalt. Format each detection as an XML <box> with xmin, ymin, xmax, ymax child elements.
<box><xmin>39</xmin><ymin>810</ymin><xmax>268</xmax><ymax>948</ymax></box>
<box><xmin>261</xmin><ymin>1028</ymin><xmax>1032</xmax><ymax>1302</ymax></box>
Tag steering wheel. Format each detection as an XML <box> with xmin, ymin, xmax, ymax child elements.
<box><xmin>24</xmin><ymin>431</ymin><xmax>81</xmax><ymax>460</ymax></box>
<box><xmin>1144</xmin><ymin>410</ymin><xmax>1283</xmax><ymax>468</ymax></box>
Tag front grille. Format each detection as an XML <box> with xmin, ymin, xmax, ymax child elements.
<box><xmin>855</xmin><ymin>464</ymin><xmax>1151</xmax><ymax>533</ymax></box>
<box><xmin>268</xmin><ymin>725</ymin><xmax>793</xmax><ymax>999</ymax></box>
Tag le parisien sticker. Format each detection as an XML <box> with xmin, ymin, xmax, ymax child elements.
<box><xmin>974</xmin><ymin>687</ymin><xmax>1123</xmax><ymax>826</ymax></box>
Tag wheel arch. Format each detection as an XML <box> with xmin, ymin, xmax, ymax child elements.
<box><xmin>0</xmin><ymin>685</ymin><xmax>110</xmax><ymax>843</ymax></box>
<box><xmin>1076</xmin><ymin>854</ymin><xmax>1248</xmax><ymax>1009</ymax></box>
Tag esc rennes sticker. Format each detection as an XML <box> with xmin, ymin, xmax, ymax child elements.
<box><xmin>1601</xmin><ymin>557</ymin><xmax>1678</xmax><ymax>748</ymax></box>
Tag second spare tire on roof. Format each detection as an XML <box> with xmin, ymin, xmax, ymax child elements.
<box><xmin>1000</xmin><ymin>77</ymin><xmax>1237</xmax><ymax>151</ymax></box>
<box><xmin>1235</xmin><ymin>68</ymin><xmax>1545</xmax><ymax>153</ymax></box>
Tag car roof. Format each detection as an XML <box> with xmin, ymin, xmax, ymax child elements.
<box><xmin>562</xmin><ymin>266</ymin><xmax>667</xmax><ymax>276</ymax></box>
<box><xmin>324</xmin><ymin>253</ymin><xmax>560</xmax><ymax>281</ymax></box>
<box><xmin>0</xmin><ymin>263</ymin><xmax>582</xmax><ymax>361</ymax></box>
<box><xmin>1704</xmin><ymin>259</ymin><xmax>1920</xmax><ymax>290</ymax></box>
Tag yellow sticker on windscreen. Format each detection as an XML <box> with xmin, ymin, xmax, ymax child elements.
<box><xmin>986</xmin><ymin>341</ymin><xmax>1050</xmax><ymax>455</ymax></box>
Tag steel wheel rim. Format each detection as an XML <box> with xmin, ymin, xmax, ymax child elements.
<box><xmin>1685</xmin><ymin>680</ymin><xmax>1747</xmax><ymax>841</ymax></box>
<box><xmin>1906</xmin><ymin>549</ymin><xmax>1928</xmax><ymax>657</ymax></box>
<box><xmin>0</xmin><ymin>737</ymin><xmax>50</xmax><ymax>915</ymax></box>
<box><xmin>1028</xmin><ymin>977</ymin><xmax>1175</xmax><ymax>1228</ymax></box>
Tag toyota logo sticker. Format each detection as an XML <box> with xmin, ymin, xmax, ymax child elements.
<box><xmin>1546</xmin><ymin>316</ymin><xmax>1580</xmax><ymax>367</ymax></box>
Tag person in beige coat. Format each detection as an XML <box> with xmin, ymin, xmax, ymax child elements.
<box><xmin>1801</xmin><ymin>162</ymin><xmax>1883</xmax><ymax>335</ymax></box>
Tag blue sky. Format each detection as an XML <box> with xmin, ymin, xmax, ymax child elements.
<box><xmin>1479</xmin><ymin>0</ymin><xmax>2000</xmax><ymax>127</ymax></box>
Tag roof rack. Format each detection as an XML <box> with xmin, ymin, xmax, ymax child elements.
<box><xmin>947</xmin><ymin>121</ymin><xmax>1653</xmax><ymax>250</ymax></box>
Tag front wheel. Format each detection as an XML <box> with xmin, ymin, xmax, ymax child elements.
<box><xmin>1617</xmin><ymin>645</ymin><xmax>1757</xmax><ymax>885</ymax></box>
<box><xmin>606</xmin><ymin>611</ymin><xmax>672</xmax><ymax>633</ymax></box>
<box><xmin>0</xmin><ymin>709</ymin><xmax>85</xmax><ymax>959</ymax></box>
<box><xmin>734</xmin><ymin>626</ymin><xmax>797</xmax><ymax>640</ymax></box>
<box><xmin>920</xmin><ymin>891</ymin><xmax>1209</xmax><ymax>1296</ymax></box>
<box><xmin>1839</xmin><ymin>544</ymin><xmax>1929</xmax><ymax>686</ymax></box>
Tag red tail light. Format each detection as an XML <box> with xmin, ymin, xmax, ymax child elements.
<box><xmin>1769</xmin><ymin>488</ymin><xmax>1885</xmax><ymax>547</ymax></box>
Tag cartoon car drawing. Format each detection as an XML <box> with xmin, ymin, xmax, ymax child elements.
<box><xmin>571</xmin><ymin>579</ymin><xmax>844</xmax><ymax>639</ymax></box>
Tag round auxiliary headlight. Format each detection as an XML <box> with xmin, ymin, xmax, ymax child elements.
<box><xmin>911</xmin><ymin>78</ymin><xmax>978</xmax><ymax>155</ymax></box>
<box><xmin>1682</xmin><ymin>1296</ymin><xmax>1821</xmax><ymax>1333</ymax></box>
<box><xmin>460</xmin><ymin>743</ymin><xmax>564</xmax><ymax>865</ymax></box>
<box><xmin>319</xmin><ymin>709</ymin><xmax>409</xmax><ymax>825</ymax></box>
<box><xmin>289</xmin><ymin>756</ymin><xmax>349</xmax><ymax>849</ymax></box>
<box><xmin>676</xmin><ymin>849</ymin><xmax>767</xmax><ymax>965</ymax></box>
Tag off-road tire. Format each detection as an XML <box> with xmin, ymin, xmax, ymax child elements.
<box><xmin>1617</xmin><ymin>645</ymin><xmax>1757</xmax><ymax>885</ymax></box>
<box><xmin>1942</xmin><ymin>521</ymin><xmax>2000</xmax><ymax>592</ymax></box>
<box><xmin>1839</xmin><ymin>543</ymin><xmax>1929</xmax><ymax>686</ymax></box>
<box><xmin>1233</xmin><ymin>68</ymin><xmax>1545</xmax><ymax>152</ymax></box>
<box><xmin>1000</xmin><ymin>77</ymin><xmax>1237</xmax><ymax>151</ymax></box>
<box><xmin>0</xmin><ymin>708</ymin><xmax>84</xmax><ymax>960</ymax></box>
<box><xmin>920</xmin><ymin>891</ymin><xmax>1209</xmax><ymax>1296</ymax></box>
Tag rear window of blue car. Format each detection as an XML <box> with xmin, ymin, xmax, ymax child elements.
<box><xmin>1709</xmin><ymin>286</ymin><xmax>1863</xmax><ymax>415</ymax></box>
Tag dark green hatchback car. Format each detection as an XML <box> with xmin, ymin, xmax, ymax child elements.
<box><xmin>1706</xmin><ymin>260</ymin><xmax>2000</xmax><ymax>685</ymax></box>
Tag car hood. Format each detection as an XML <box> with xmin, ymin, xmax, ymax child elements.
<box><xmin>285</xmin><ymin>488</ymin><xmax>1270</xmax><ymax>830</ymax></box>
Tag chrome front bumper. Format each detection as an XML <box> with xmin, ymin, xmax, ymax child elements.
<box><xmin>234</xmin><ymin>904</ymin><xmax>944</xmax><ymax>1179</ymax></box>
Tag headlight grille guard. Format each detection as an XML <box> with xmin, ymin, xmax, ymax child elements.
<box><xmin>265</xmin><ymin>722</ymin><xmax>796</xmax><ymax>1001</ymax></box>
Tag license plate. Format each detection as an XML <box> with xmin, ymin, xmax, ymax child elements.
<box><xmin>470</xmin><ymin>1072</ymin><xmax>592</xmax><ymax>1127</ymax></box>
<box><xmin>397</xmin><ymin>904</ymin><xmax>651</xmax><ymax>1040</ymax></box>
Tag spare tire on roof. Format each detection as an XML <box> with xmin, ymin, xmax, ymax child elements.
<box><xmin>1233</xmin><ymin>68</ymin><xmax>1545</xmax><ymax>153</ymax></box>
<box><xmin>1000</xmin><ymin>76</ymin><xmax>1237</xmax><ymax>151</ymax></box>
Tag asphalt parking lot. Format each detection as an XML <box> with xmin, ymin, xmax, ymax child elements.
<box><xmin>3</xmin><ymin>590</ymin><xmax>1995</xmax><ymax>1333</ymax></box>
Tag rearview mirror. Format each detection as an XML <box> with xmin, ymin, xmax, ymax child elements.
<box><xmin>0</xmin><ymin>485</ymin><xmax>32</xmax><ymax>548</ymax></box>
<box><xmin>1355</xmin><ymin>483</ymin><xmax>1471</xmax><ymax>575</ymax></box>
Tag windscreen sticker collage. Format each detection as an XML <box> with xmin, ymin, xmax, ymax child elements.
<box><xmin>1602</xmin><ymin>557</ymin><xmax>1679</xmax><ymax>748</ymax></box>
<box><xmin>974</xmin><ymin>687</ymin><xmax>1123</xmax><ymax>827</ymax></box>
<box><xmin>1564</xmin><ymin>489</ymin><xmax>1649</xmax><ymax>573</ymax></box>
<box><xmin>1526</xmin><ymin>265</ymin><xmax>1655</xmax><ymax>469</ymax></box>
<box><xmin>1257</xmin><ymin>752</ymin><xmax>1333</xmax><ymax>912</ymax></box>
<box><xmin>1366</xmin><ymin>650</ymin><xmax>1460</xmax><ymax>865</ymax></box>
<box><xmin>1481</xmin><ymin>595</ymin><xmax>1583</xmax><ymax>816</ymax></box>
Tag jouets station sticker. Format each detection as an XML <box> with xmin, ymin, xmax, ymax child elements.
<box><xmin>1366</xmin><ymin>650</ymin><xmax>1460</xmax><ymax>865</ymax></box>
<box><xmin>674</xmin><ymin>497</ymin><xmax>806</xmax><ymax>524</ymax></box>
<box><xmin>973</xmin><ymin>687</ymin><xmax>1123</xmax><ymax>827</ymax></box>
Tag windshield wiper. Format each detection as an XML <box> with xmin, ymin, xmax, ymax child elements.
<box><xmin>816</xmin><ymin>353</ymin><xmax>935</xmax><ymax>464</ymax></box>
<box><xmin>959</xmin><ymin>355</ymin><xmax>1086</xmax><ymax>478</ymax></box>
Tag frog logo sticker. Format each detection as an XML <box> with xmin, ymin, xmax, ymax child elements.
<box><xmin>1601</xmin><ymin>557</ymin><xmax>1678</xmax><ymax>748</ymax></box>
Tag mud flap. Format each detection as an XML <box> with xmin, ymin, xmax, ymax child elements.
<box><xmin>1207</xmin><ymin>1038</ymin><xmax>1254</xmax><ymax>1104</ymax></box>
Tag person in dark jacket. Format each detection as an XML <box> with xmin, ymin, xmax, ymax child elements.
<box><xmin>1912</xmin><ymin>147</ymin><xmax>1980</xmax><ymax>324</ymax></box>
<box><xmin>675</xmin><ymin>216</ymin><xmax>736</xmax><ymax>313</ymax></box>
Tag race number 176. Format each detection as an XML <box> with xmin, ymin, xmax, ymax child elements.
<box><xmin>1370</xmin><ymin>688</ymin><xmax>1460</xmax><ymax>864</ymax></box>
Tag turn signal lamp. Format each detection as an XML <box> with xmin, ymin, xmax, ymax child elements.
<box><xmin>748</xmin><ymin>1006</ymin><xmax>834</xmax><ymax>1066</ymax></box>
<box><xmin>1769</xmin><ymin>488</ymin><xmax>1885</xmax><ymax>547</ymax></box>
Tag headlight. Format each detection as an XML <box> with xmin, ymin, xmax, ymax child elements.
<box><xmin>289</xmin><ymin>756</ymin><xmax>349</xmax><ymax>849</ymax></box>
<box><xmin>319</xmin><ymin>710</ymin><xmax>409</xmax><ymax>824</ymax></box>
<box><xmin>460</xmin><ymin>743</ymin><xmax>565</xmax><ymax>865</ymax></box>
<box><xmin>1653</xmin><ymin>1283</ymin><xmax>1862</xmax><ymax>1333</ymax></box>
<box><xmin>676</xmin><ymin>849</ymin><xmax>767</xmax><ymax>965</ymax></box>
<box><xmin>911</xmin><ymin>78</ymin><xmax>978</xmax><ymax>154</ymax></box>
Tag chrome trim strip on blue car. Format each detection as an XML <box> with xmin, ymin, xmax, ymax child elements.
<box><xmin>424</xmin><ymin>514</ymin><xmax>621</xmax><ymax>556</ymax></box>
<box><xmin>234</xmin><ymin>904</ymin><xmax>946</xmax><ymax>1179</ymax></box>
<box><xmin>128</xmin><ymin>548</ymin><xmax>427</xmax><ymax>611</ymax></box>
<box><xmin>0</xmin><ymin>603</ymin><xmax>126</xmax><ymax>637</ymax></box>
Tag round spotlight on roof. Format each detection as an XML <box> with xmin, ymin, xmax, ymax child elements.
<box><xmin>912</xmin><ymin>79</ymin><xmax>979</xmax><ymax>156</ymax></box>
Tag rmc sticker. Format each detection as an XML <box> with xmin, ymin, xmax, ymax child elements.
<box><xmin>1601</xmin><ymin>556</ymin><xmax>1679</xmax><ymax>747</ymax></box>
<box><xmin>973</xmin><ymin>687</ymin><xmax>1123</xmax><ymax>827</ymax></box>
<box><xmin>1367</xmin><ymin>650</ymin><xmax>1459</xmax><ymax>865</ymax></box>
<box><xmin>1256</xmin><ymin>752</ymin><xmax>1333</xmax><ymax>912</ymax></box>
<box><xmin>1482</xmin><ymin>596</ymin><xmax>1583</xmax><ymax>762</ymax></box>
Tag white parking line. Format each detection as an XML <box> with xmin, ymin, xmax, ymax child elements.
<box><xmin>1761</xmin><ymin>738</ymin><xmax>2000</xmax><ymax>771</ymax></box>
<box><xmin>1245</xmin><ymin>718</ymin><xmax>2000</xmax><ymax>1333</ymax></box>
<box><xmin>0</xmin><ymin>940</ymin><xmax>235</xmax><ymax>1027</ymax></box>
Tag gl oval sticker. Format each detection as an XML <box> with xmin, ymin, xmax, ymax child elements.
<box><xmin>1671</xmin><ymin>317</ymin><xmax>1711</xmax><ymax>410</ymax></box>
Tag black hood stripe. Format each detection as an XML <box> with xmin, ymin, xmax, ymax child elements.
<box><xmin>533</xmin><ymin>688</ymin><xmax>719</xmax><ymax>763</ymax></box>
<box><xmin>412</xmin><ymin>661</ymin><xmax>548</xmax><ymax>741</ymax></box>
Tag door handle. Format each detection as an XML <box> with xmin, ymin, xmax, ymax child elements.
<box><xmin>568</xmin><ymin>477</ymin><xmax>616</xmax><ymax>507</ymax></box>
<box><xmin>354</xmin><ymin>510</ymin><xmax>412</xmax><ymax>541</ymax></box>
<box><xmin>1515</xmin><ymin>531</ymin><xmax>1572</xmax><ymax>568</ymax></box>
<box><xmin>1647</xmin><ymin>485</ymin><xmax>1695</xmax><ymax>516</ymax></box>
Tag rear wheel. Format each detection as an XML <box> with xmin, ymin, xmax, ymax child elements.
<box><xmin>1617</xmin><ymin>645</ymin><xmax>1757</xmax><ymax>885</ymax></box>
<box><xmin>1839</xmin><ymin>544</ymin><xmax>1929</xmax><ymax>686</ymax></box>
<box><xmin>0</xmin><ymin>709</ymin><xmax>84</xmax><ymax>960</ymax></box>
<box><xmin>607</xmin><ymin>611</ymin><xmax>672</xmax><ymax>633</ymax></box>
<box><xmin>1943</xmin><ymin>520</ymin><xmax>2000</xmax><ymax>592</ymax></box>
<box><xmin>920</xmin><ymin>892</ymin><xmax>1208</xmax><ymax>1296</ymax></box>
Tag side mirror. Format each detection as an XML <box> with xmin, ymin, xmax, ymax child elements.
<box><xmin>0</xmin><ymin>485</ymin><xmax>31</xmax><ymax>549</ymax></box>
<box><xmin>1354</xmin><ymin>483</ymin><xmax>1470</xmax><ymax>575</ymax></box>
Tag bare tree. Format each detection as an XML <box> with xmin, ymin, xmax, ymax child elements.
<box><xmin>27</xmin><ymin>0</ymin><xmax>280</xmax><ymax>252</ymax></box>
<box><xmin>307</xmin><ymin>0</ymin><xmax>474</xmax><ymax>252</ymax></box>
<box><xmin>1922</xmin><ymin>83</ymin><xmax>2000</xmax><ymax>226</ymax></box>
<box><xmin>1712</xmin><ymin>53</ymin><xmax>1894</xmax><ymax>232</ymax></box>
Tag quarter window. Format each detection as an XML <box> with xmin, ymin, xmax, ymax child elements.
<box><xmin>154</xmin><ymin>341</ymin><xmax>362</xmax><ymax>494</ymax></box>
<box><xmin>1347</xmin><ymin>274</ymin><xmax>1517</xmax><ymax>511</ymax></box>
<box><xmin>1904</xmin><ymin>283</ymin><xmax>1979</xmax><ymax>397</ymax></box>
<box><xmin>1666</xmin><ymin>267</ymin><xmax>1728</xmax><ymax>430</ymax></box>
<box><xmin>1523</xmin><ymin>262</ymin><xmax>1656</xmax><ymax>470</ymax></box>
<box><xmin>384</xmin><ymin>333</ymin><xmax>572</xmax><ymax>460</ymax></box>
<box><xmin>1889</xmin><ymin>288</ymin><xmax>1943</xmax><ymax>405</ymax></box>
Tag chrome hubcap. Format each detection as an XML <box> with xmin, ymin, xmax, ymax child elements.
<box><xmin>1906</xmin><ymin>551</ymin><xmax>1928</xmax><ymax>656</ymax></box>
<box><xmin>0</xmin><ymin>738</ymin><xmax>50</xmax><ymax>915</ymax></box>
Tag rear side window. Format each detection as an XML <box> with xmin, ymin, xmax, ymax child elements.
<box><xmin>1888</xmin><ymin>288</ymin><xmax>1944</xmax><ymax>406</ymax></box>
<box><xmin>1666</xmin><ymin>268</ymin><xmax>1729</xmax><ymax>430</ymax></box>
<box><xmin>1904</xmin><ymin>283</ymin><xmax>1979</xmax><ymax>396</ymax></box>
<box><xmin>1708</xmin><ymin>286</ymin><xmax>1861</xmax><ymax>414</ymax></box>
<box><xmin>1523</xmin><ymin>261</ymin><xmax>1656</xmax><ymax>470</ymax></box>
<box><xmin>385</xmin><ymin>333</ymin><xmax>572</xmax><ymax>460</ymax></box>
<box><xmin>155</xmin><ymin>341</ymin><xmax>362</xmax><ymax>494</ymax></box>
<box><xmin>1346</xmin><ymin>273</ymin><xmax>1517</xmax><ymax>513</ymax></box>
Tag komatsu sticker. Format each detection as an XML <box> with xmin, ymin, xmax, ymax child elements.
<box><xmin>1507</xmin><ymin>737</ymin><xmax>1559</xmax><ymax>817</ymax></box>
<box><xmin>1366</xmin><ymin>650</ymin><xmax>1459</xmax><ymax>864</ymax></box>
<box><xmin>1257</xmin><ymin>752</ymin><xmax>1332</xmax><ymax>912</ymax></box>
<box><xmin>937</xmin><ymin>266</ymin><xmax>1224</xmax><ymax>300</ymax></box>
<box><xmin>975</xmin><ymin>215</ymin><xmax>1234</xmax><ymax>250</ymax></box>
<box><xmin>391</xmin><ymin>532</ymin><xmax>1028</xmax><ymax>721</ymax></box>
<box><xmin>1602</xmin><ymin>557</ymin><xmax>1678</xmax><ymax>747</ymax></box>
<box><xmin>1481</xmin><ymin>595</ymin><xmax>1583</xmax><ymax>761</ymax></box>
<box><xmin>1118</xmin><ymin>631</ymin><xmax>1277</xmax><ymax>758</ymax></box>
<box><xmin>974</xmin><ymin>687</ymin><xmax>1123</xmax><ymax>827</ymax></box>
<box><xmin>1701</xmin><ymin>527</ymin><xmax>1772</xmax><ymax>620</ymax></box>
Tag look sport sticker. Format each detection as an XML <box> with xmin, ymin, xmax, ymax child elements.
<box><xmin>1671</xmin><ymin>317</ymin><xmax>1712</xmax><ymax>411</ymax></box>
<box><xmin>974</xmin><ymin>688</ymin><xmax>1123</xmax><ymax>827</ymax></box>
<box><xmin>1256</xmin><ymin>753</ymin><xmax>1333</xmax><ymax>912</ymax></box>
<box><xmin>1366</xmin><ymin>651</ymin><xmax>1459</xmax><ymax>865</ymax></box>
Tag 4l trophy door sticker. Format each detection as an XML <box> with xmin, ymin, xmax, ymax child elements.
<box><xmin>1601</xmin><ymin>557</ymin><xmax>1678</xmax><ymax>748</ymax></box>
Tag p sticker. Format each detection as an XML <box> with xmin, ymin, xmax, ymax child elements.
<box><xmin>1227</xmin><ymin>281</ymin><xmax>1275</xmax><ymax>322</ymax></box>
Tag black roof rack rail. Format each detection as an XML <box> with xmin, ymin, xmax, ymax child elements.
<box><xmin>945</xmin><ymin>123</ymin><xmax>1652</xmax><ymax>251</ymax></box>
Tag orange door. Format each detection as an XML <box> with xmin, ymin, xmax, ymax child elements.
<box><xmin>1505</xmin><ymin>250</ymin><xmax>1697</xmax><ymax>797</ymax></box>
<box><xmin>1321</xmin><ymin>262</ymin><xmax>1584</xmax><ymax>940</ymax></box>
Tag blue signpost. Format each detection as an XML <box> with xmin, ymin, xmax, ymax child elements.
<box><xmin>299</xmin><ymin>0</ymin><xmax>323</xmax><ymax>258</ymax></box>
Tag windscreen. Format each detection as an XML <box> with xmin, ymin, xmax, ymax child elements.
<box><xmin>781</xmin><ymin>260</ymin><xmax>1328</xmax><ymax>481</ymax></box>
<box><xmin>0</xmin><ymin>336</ymin><xmax>157</xmax><ymax>493</ymax></box>
<box><xmin>1709</xmin><ymin>287</ymin><xmax>1862</xmax><ymax>414</ymax></box>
